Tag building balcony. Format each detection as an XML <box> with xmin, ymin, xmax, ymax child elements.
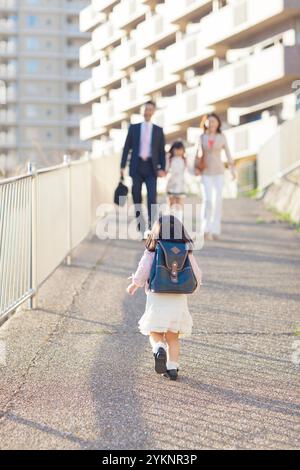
<box><xmin>165</xmin><ymin>0</ymin><xmax>212</xmax><ymax>25</ymax></box>
<box><xmin>92</xmin><ymin>57</ymin><xmax>126</xmax><ymax>90</ymax></box>
<box><xmin>201</xmin><ymin>0</ymin><xmax>300</xmax><ymax>49</ymax></box>
<box><xmin>165</xmin><ymin>33</ymin><xmax>214</xmax><ymax>74</ymax></box>
<box><xmin>92</xmin><ymin>0</ymin><xmax>119</xmax><ymax>14</ymax></box>
<box><xmin>80</xmin><ymin>78</ymin><xmax>105</xmax><ymax>105</ymax></box>
<box><xmin>138</xmin><ymin>13</ymin><xmax>178</xmax><ymax>50</ymax></box>
<box><xmin>117</xmin><ymin>37</ymin><xmax>151</xmax><ymax>70</ymax></box>
<box><xmin>64</xmin><ymin>24</ymin><xmax>90</xmax><ymax>39</ymax></box>
<box><xmin>64</xmin><ymin>47</ymin><xmax>80</xmax><ymax>60</ymax></box>
<box><xmin>167</xmin><ymin>87</ymin><xmax>213</xmax><ymax>126</ymax></box>
<box><xmin>92</xmin><ymin>19</ymin><xmax>124</xmax><ymax>50</ymax></box>
<box><xmin>0</xmin><ymin>64</ymin><xmax>17</xmax><ymax>79</ymax></box>
<box><xmin>112</xmin><ymin>81</ymin><xmax>149</xmax><ymax>114</ymax></box>
<box><xmin>199</xmin><ymin>44</ymin><xmax>300</xmax><ymax>106</ymax></box>
<box><xmin>134</xmin><ymin>61</ymin><xmax>179</xmax><ymax>95</ymax></box>
<box><xmin>62</xmin><ymin>0</ymin><xmax>90</xmax><ymax>15</ymax></box>
<box><xmin>0</xmin><ymin>109</ymin><xmax>16</xmax><ymax>124</ymax></box>
<box><xmin>67</xmin><ymin>138</ymin><xmax>91</xmax><ymax>150</ymax></box>
<box><xmin>5</xmin><ymin>87</ymin><xmax>16</xmax><ymax>102</ymax></box>
<box><xmin>113</xmin><ymin>0</ymin><xmax>148</xmax><ymax>30</ymax></box>
<box><xmin>91</xmin><ymin>128</ymin><xmax>128</xmax><ymax>157</ymax></box>
<box><xmin>0</xmin><ymin>132</ymin><xmax>16</xmax><ymax>148</ymax></box>
<box><xmin>90</xmin><ymin>100</ymin><xmax>126</xmax><ymax>133</ymax></box>
<box><xmin>66</xmin><ymin>114</ymin><xmax>85</xmax><ymax>127</ymax></box>
<box><xmin>0</xmin><ymin>0</ymin><xmax>17</xmax><ymax>12</ymax></box>
<box><xmin>224</xmin><ymin>115</ymin><xmax>278</xmax><ymax>160</ymax></box>
<box><xmin>12</xmin><ymin>1</ymin><xmax>87</xmax><ymax>14</ymax></box>
<box><xmin>153</xmin><ymin>106</ymin><xmax>181</xmax><ymax>137</ymax></box>
<box><xmin>0</xmin><ymin>18</ymin><xmax>17</xmax><ymax>33</ymax></box>
<box><xmin>93</xmin><ymin>100</ymin><xmax>122</xmax><ymax>129</ymax></box>
<box><xmin>80</xmin><ymin>3</ymin><xmax>104</xmax><ymax>33</ymax></box>
<box><xmin>0</xmin><ymin>41</ymin><xmax>17</xmax><ymax>57</ymax></box>
<box><xmin>65</xmin><ymin>68</ymin><xmax>90</xmax><ymax>81</ymax></box>
<box><xmin>65</xmin><ymin>91</ymin><xmax>80</xmax><ymax>104</ymax></box>
<box><xmin>80</xmin><ymin>41</ymin><xmax>103</xmax><ymax>69</ymax></box>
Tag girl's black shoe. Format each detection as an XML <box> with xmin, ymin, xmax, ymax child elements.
<box><xmin>153</xmin><ymin>347</ymin><xmax>167</xmax><ymax>374</ymax></box>
<box><xmin>164</xmin><ymin>369</ymin><xmax>178</xmax><ymax>381</ymax></box>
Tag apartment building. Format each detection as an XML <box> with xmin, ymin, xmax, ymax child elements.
<box><xmin>79</xmin><ymin>0</ymin><xmax>300</xmax><ymax>189</ymax></box>
<box><xmin>0</xmin><ymin>0</ymin><xmax>91</xmax><ymax>177</ymax></box>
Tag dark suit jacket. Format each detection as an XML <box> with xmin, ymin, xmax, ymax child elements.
<box><xmin>121</xmin><ymin>123</ymin><xmax>166</xmax><ymax>178</ymax></box>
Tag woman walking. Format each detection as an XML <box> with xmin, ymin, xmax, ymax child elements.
<box><xmin>195</xmin><ymin>113</ymin><xmax>236</xmax><ymax>241</ymax></box>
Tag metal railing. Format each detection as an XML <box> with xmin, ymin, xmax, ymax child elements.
<box><xmin>0</xmin><ymin>152</ymin><xmax>120</xmax><ymax>323</ymax></box>
<box><xmin>0</xmin><ymin>174</ymin><xmax>32</xmax><ymax>321</ymax></box>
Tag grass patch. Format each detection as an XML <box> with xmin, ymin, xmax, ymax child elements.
<box><xmin>267</xmin><ymin>206</ymin><xmax>300</xmax><ymax>234</ymax></box>
<box><xmin>243</xmin><ymin>188</ymin><xmax>260</xmax><ymax>199</ymax></box>
<box><xmin>256</xmin><ymin>217</ymin><xmax>266</xmax><ymax>224</ymax></box>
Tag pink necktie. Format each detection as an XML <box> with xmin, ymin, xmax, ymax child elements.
<box><xmin>141</xmin><ymin>123</ymin><xmax>151</xmax><ymax>161</ymax></box>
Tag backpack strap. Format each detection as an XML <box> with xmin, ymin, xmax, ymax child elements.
<box><xmin>157</xmin><ymin>240</ymin><xmax>188</xmax><ymax>271</ymax></box>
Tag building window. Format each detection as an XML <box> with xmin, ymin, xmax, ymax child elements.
<box><xmin>27</xmin><ymin>15</ymin><xmax>38</xmax><ymax>28</ymax></box>
<box><xmin>26</xmin><ymin>105</ymin><xmax>38</xmax><ymax>118</ymax></box>
<box><xmin>26</xmin><ymin>83</ymin><xmax>38</xmax><ymax>96</ymax></box>
<box><xmin>26</xmin><ymin>60</ymin><xmax>39</xmax><ymax>73</ymax></box>
<box><xmin>26</xmin><ymin>37</ymin><xmax>39</xmax><ymax>50</ymax></box>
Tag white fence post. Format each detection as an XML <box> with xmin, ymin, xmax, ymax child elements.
<box><xmin>27</xmin><ymin>162</ymin><xmax>38</xmax><ymax>310</ymax></box>
<box><xmin>86</xmin><ymin>151</ymin><xmax>94</xmax><ymax>241</ymax></box>
<box><xmin>64</xmin><ymin>154</ymin><xmax>72</xmax><ymax>266</ymax></box>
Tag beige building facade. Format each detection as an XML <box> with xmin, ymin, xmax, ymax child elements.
<box><xmin>79</xmin><ymin>0</ymin><xmax>300</xmax><ymax>188</ymax></box>
<box><xmin>0</xmin><ymin>0</ymin><xmax>91</xmax><ymax>177</ymax></box>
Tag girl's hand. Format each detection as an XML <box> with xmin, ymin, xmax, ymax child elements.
<box><xmin>127</xmin><ymin>282</ymin><xmax>139</xmax><ymax>296</ymax></box>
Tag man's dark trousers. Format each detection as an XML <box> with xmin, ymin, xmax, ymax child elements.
<box><xmin>132</xmin><ymin>158</ymin><xmax>157</xmax><ymax>231</ymax></box>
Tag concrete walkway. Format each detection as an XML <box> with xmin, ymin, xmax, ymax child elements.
<box><xmin>0</xmin><ymin>197</ymin><xmax>299</xmax><ymax>450</ymax></box>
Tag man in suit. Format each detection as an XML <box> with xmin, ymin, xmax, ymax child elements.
<box><xmin>120</xmin><ymin>100</ymin><xmax>166</xmax><ymax>233</ymax></box>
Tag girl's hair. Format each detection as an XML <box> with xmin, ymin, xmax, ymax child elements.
<box><xmin>201</xmin><ymin>113</ymin><xmax>222</xmax><ymax>134</ymax></box>
<box><xmin>145</xmin><ymin>214</ymin><xmax>194</xmax><ymax>252</ymax></box>
<box><xmin>168</xmin><ymin>140</ymin><xmax>186</xmax><ymax>161</ymax></box>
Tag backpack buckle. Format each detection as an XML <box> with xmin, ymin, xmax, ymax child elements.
<box><xmin>171</xmin><ymin>261</ymin><xmax>178</xmax><ymax>283</ymax></box>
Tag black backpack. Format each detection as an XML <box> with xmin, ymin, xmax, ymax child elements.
<box><xmin>148</xmin><ymin>240</ymin><xmax>198</xmax><ymax>294</ymax></box>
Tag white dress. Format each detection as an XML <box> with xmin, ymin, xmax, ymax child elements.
<box><xmin>166</xmin><ymin>156</ymin><xmax>186</xmax><ymax>196</ymax></box>
<box><xmin>132</xmin><ymin>249</ymin><xmax>202</xmax><ymax>338</ymax></box>
<box><xmin>138</xmin><ymin>292</ymin><xmax>193</xmax><ymax>338</ymax></box>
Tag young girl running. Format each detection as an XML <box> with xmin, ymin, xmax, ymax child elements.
<box><xmin>127</xmin><ymin>215</ymin><xmax>202</xmax><ymax>381</ymax></box>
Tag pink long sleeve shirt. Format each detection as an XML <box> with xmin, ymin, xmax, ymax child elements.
<box><xmin>131</xmin><ymin>248</ymin><xmax>202</xmax><ymax>293</ymax></box>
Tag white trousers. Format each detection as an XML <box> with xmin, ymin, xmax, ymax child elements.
<box><xmin>202</xmin><ymin>174</ymin><xmax>224</xmax><ymax>235</ymax></box>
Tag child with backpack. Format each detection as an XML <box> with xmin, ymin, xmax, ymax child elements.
<box><xmin>127</xmin><ymin>215</ymin><xmax>202</xmax><ymax>381</ymax></box>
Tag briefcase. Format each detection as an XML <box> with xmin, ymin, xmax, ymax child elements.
<box><xmin>114</xmin><ymin>177</ymin><xmax>128</xmax><ymax>206</ymax></box>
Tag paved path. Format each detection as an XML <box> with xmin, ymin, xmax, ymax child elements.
<box><xmin>0</xmin><ymin>197</ymin><xmax>299</xmax><ymax>450</ymax></box>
